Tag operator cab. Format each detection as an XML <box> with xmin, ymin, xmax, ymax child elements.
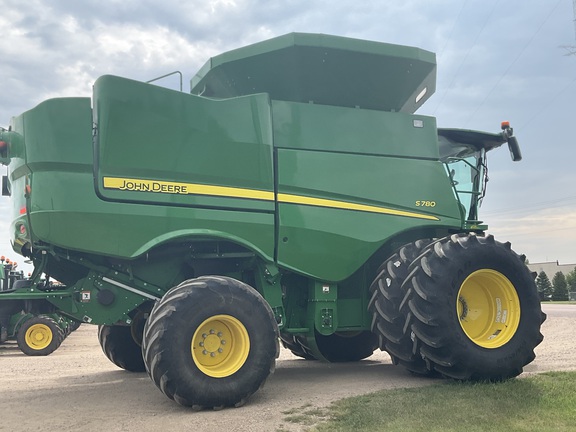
<box><xmin>438</xmin><ymin>124</ymin><xmax>521</xmax><ymax>224</ymax></box>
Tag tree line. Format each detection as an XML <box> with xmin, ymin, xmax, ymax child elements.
<box><xmin>536</xmin><ymin>267</ymin><xmax>576</xmax><ymax>301</ymax></box>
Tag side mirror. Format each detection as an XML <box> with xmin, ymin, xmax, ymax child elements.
<box><xmin>501</xmin><ymin>121</ymin><xmax>522</xmax><ymax>162</ymax></box>
<box><xmin>507</xmin><ymin>136</ymin><xmax>522</xmax><ymax>162</ymax></box>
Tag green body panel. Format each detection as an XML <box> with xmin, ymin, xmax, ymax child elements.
<box><xmin>273</xmin><ymin>100</ymin><xmax>462</xmax><ymax>280</ymax></box>
<box><xmin>8</xmin><ymin>92</ymin><xmax>276</xmax><ymax>261</ymax></box>
<box><xmin>0</xmin><ymin>33</ymin><xmax>505</xmax><ymax>353</ymax></box>
<box><xmin>271</xmin><ymin>100</ymin><xmax>439</xmax><ymax>157</ymax></box>
<box><xmin>94</xmin><ymin>75</ymin><xmax>275</xmax><ymax>211</ymax></box>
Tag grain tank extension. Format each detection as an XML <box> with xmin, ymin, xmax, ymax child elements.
<box><xmin>0</xmin><ymin>33</ymin><xmax>544</xmax><ymax>408</ymax></box>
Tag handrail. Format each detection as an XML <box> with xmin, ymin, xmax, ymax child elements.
<box><xmin>146</xmin><ymin>71</ymin><xmax>183</xmax><ymax>92</ymax></box>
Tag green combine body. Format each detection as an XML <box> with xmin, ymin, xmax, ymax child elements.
<box><xmin>0</xmin><ymin>33</ymin><xmax>544</xmax><ymax>408</ymax></box>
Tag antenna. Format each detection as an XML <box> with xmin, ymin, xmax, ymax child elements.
<box><xmin>573</xmin><ymin>0</ymin><xmax>576</xmax><ymax>40</ymax></box>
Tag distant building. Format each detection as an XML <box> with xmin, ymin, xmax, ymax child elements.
<box><xmin>527</xmin><ymin>261</ymin><xmax>576</xmax><ymax>280</ymax></box>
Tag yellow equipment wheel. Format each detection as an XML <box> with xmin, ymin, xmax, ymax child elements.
<box><xmin>16</xmin><ymin>315</ymin><xmax>65</xmax><ymax>356</ymax></box>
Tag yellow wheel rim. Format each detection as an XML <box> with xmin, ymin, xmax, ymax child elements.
<box><xmin>191</xmin><ymin>314</ymin><xmax>250</xmax><ymax>378</ymax></box>
<box><xmin>457</xmin><ymin>269</ymin><xmax>521</xmax><ymax>349</ymax></box>
<box><xmin>25</xmin><ymin>324</ymin><xmax>53</xmax><ymax>350</ymax></box>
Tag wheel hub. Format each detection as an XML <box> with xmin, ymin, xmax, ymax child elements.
<box><xmin>457</xmin><ymin>269</ymin><xmax>521</xmax><ymax>349</ymax></box>
<box><xmin>25</xmin><ymin>324</ymin><xmax>53</xmax><ymax>350</ymax></box>
<box><xmin>191</xmin><ymin>314</ymin><xmax>250</xmax><ymax>378</ymax></box>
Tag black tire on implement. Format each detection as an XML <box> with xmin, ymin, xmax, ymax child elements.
<box><xmin>98</xmin><ymin>325</ymin><xmax>146</xmax><ymax>372</ymax></box>
<box><xmin>17</xmin><ymin>315</ymin><xmax>65</xmax><ymax>356</ymax></box>
<box><xmin>142</xmin><ymin>276</ymin><xmax>280</xmax><ymax>409</ymax></box>
<box><xmin>368</xmin><ymin>239</ymin><xmax>433</xmax><ymax>374</ymax></box>
<box><xmin>402</xmin><ymin>233</ymin><xmax>545</xmax><ymax>381</ymax></box>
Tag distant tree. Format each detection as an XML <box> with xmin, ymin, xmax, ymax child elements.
<box><xmin>552</xmin><ymin>271</ymin><xmax>568</xmax><ymax>301</ymax></box>
<box><xmin>566</xmin><ymin>266</ymin><xmax>576</xmax><ymax>292</ymax></box>
<box><xmin>536</xmin><ymin>271</ymin><xmax>553</xmax><ymax>301</ymax></box>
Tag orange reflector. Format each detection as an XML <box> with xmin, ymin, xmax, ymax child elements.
<box><xmin>501</xmin><ymin>121</ymin><xmax>510</xmax><ymax>129</ymax></box>
<box><xmin>25</xmin><ymin>185</ymin><xmax>31</xmax><ymax>195</ymax></box>
<box><xmin>19</xmin><ymin>225</ymin><xmax>26</xmax><ymax>235</ymax></box>
<box><xmin>0</xmin><ymin>140</ymin><xmax>6</xmax><ymax>149</ymax></box>
<box><xmin>19</xmin><ymin>207</ymin><xmax>27</xmax><ymax>215</ymax></box>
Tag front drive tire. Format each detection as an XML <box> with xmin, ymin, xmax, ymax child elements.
<box><xmin>17</xmin><ymin>315</ymin><xmax>65</xmax><ymax>356</ymax></box>
<box><xmin>403</xmin><ymin>233</ymin><xmax>545</xmax><ymax>381</ymax></box>
<box><xmin>142</xmin><ymin>276</ymin><xmax>280</xmax><ymax>409</ymax></box>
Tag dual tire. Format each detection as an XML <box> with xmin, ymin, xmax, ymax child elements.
<box><xmin>370</xmin><ymin>233</ymin><xmax>545</xmax><ymax>380</ymax></box>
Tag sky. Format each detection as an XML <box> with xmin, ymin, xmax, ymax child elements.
<box><xmin>0</xmin><ymin>0</ymin><xmax>575</xmax><ymax>275</ymax></box>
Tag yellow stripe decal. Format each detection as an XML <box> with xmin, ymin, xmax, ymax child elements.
<box><xmin>277</xmin><ymin>193</ymin><xmax>440</xmax><ymax>221</ymax></box>
<box><xmin>103</xmin><ymin>177</ymin><xmax>439</xmax><ymax>221</ymax></box>
<box><xmin>103</xmin><ymin>177</ymin><xmax>275</xmax><ymax>201</ymax></box>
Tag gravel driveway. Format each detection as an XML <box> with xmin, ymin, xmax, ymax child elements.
<box><xmin>0</xmin><ymin>304</ymin><xmax>572</xmax><ymax>432</ymax></box>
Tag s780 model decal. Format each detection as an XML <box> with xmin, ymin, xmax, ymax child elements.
<box><xmin>103</xmin><ymin>176</ymin><xmax>440</xmax><ymax>221</ymax></box>
<box><xmin>415</xmin><ymin>200</ymin><xmax>436</xmax><ymax>207</ymax></box>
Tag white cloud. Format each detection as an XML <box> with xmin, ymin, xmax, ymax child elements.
<box><xmin>0</xmin><ymin>0</ymin><xmax>574</xmax><ymax>270</ymax></box>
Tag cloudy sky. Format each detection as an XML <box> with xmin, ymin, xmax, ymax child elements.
<box><xmin>1</xmin><ymin>0</ymin><xmax>575</xmax><ymax>274</ymax></box>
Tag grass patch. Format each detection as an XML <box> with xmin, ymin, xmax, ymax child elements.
<box><xmin>312</xmin><ymin>371</ymin><xmax>576</xmax><ymax>432</ymax></box>
<box><xmin>280</xmin><ymin>403</ymin><xmax>330</xmax><ymax>429</ymax></box>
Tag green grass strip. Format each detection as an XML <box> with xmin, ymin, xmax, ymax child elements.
<box><xmin>310</xmin><ymin>372</ymin><xmax>576</xmax><ymax>432</ymax></box>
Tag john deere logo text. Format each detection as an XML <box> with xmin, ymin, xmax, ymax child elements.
<box><xmin>102</xmin><ymin>176</ymin><xmax>275</xmax><ymax>201</ymax></box>
<box><xmin>118</xmin><ymin>179</ymin><xmax>187</xmax><ymax>194</ymax></box>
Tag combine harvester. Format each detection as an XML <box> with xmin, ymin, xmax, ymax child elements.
<box><xmin>0</xmin><ymin>33</ymin><xmax>544</xmax><ymax>408</ymax></box>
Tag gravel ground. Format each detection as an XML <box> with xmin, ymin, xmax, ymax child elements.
<box><xmin>0</xmin><ymin>304</ymin><xmax>572</xmax><ymax>432</ymax></box>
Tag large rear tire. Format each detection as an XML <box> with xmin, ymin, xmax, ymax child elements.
<box><xmin>403</xmin><ymin>233</ymin><xmax>545</xmax><ymax>381</ymax></box>
<box><xmin>142</xmin><ymin>276</ymin><xmax>279</xmax><ymax>409</ymax></box>
<box><xmin>98</xmin><ymin>325</ymin><xmax>146</xmax><ymax>372</ymax></box>
<box><xmin>17</xmin><ymin>315</ymin><xmax>65</xmax><ymax>356</ymax></box>
<box><xmin>368</xmin><ymin>239</ymin><xmax>433</xmax><ymax>374</ymax></box>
